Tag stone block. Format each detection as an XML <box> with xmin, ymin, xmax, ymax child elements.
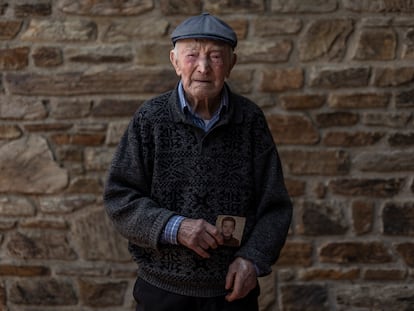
<box><xmin>315</xmin><ymin>111</ymin><xmax>359</xmax><ymax>127</ymax></box>
<box><xmin>395</xmin><ymin>242</ymin><xmax>414</xmax><ymax>267</ymax></box>
<box><xmin>0</xmin><ymin>96</ymin><xmax>47</xmax><ymax>120</ymax></box>
<box><xmin>0</xmin><ymin>264</ymin><xmax>50</xmax><ymax>276</ymax></box>
<box><xmin>299</xmin><ymin>268</ymin><xmax>359</xmax><ymax>281</ymax></box>
<box><xmin>277</xmin><ymin>242</ymin><xmax>313</xmax><ymax>267</ymax></box>
<box><xmin>79</xmin><ymin>279</ymin><xmax>128</xmax><ymax>307</ymax></box>
<box><xmin>362</xmin><ymin>112</ymin><xmax>412</xmax><ymax>128</ymax></box>
<box><xmin>299</xmin><ymin>19</ymin><xmax>353</xmax><ymax>61</ymax></box>
<box><xmin>160</xmin><ymin>0</ymin><xmax>201</xmax><ymax>15</ymax></box>
<box><xmin>71</xmin><ymin>209</ymin><xmax>131</xmax><ymax>261</ymax></box>
<box><xmin>388</xmin><ymin>132</ymin><xmax>414</xmax><ymax>146</ymax></box>
<box><xmin>352</xmin><ymin>200</ymin><xmax>374</xmax><ymax>235</ymax></box>
<box><xmin>402</xmin><ymin>29</ymin><xmax>414</xmax><ymax>59</ymax></box>
<box><xmin>21</xmin><ymin>19</ymin><xmax>97</xmax><ymax>42</ymax></box>
<box><xmin>7</xmin><ymin>231</ymin><xmax>77</xmax><ymax>260</ymax></box>
<box><xmin>280</xmin><ymin>94</ymin><xmax>325</xmax><ymax>110</ymax></box>
<box><xmin>205</xmin><ymin>0</ymin><xmax>264</xmax><ymax>13</ymax></box>
<box><xmin>20</xmin><ymin>218</ymin><xmax>68</xmax><ymax>230</ymax></box>
<box><xmin>92</xmin><ymin>99</ymin><xmax>143</xmax><ymax>117</ymax></box>
<box><xmin>0</xmin><ymin>195</ymin><xmax>35</xmax><ymax>216</ymax></box>
<box><xmin>59</xmin><ymin>0</ymin><xmax>152</xmax><ymax>15</ymax></box>
<box><xmin>344</xmin><ymin>0</ymin><xmax>414</xmax><ymax>12</ymax></box>
<box><xmin>320</xmin><ymin>242</ymin><xmax>392</xmax><ymax>263</ymax></box>
<box><xmin>336</xmin><ymin>284</ymin><xmax>414</xmax><ymax>310</ymax></box>
<box><xmin>322</xmin><ymin>131</ymin><xmax>384</xmax><ymax>147</ymax></box>
<box><xmin>363</xmin><ymin>269</ymin><xmax>406</xmax><ymax>280</ymax></box>
<box><xmin>106</xmin><ymin>121</ymin><xmax>129</xmax><ymax>145</ymax></box>
<box><xmin>383</xmin><ymin>202</ymin><xmax>414</xmax><ymax>236</ymax></box>
<box><xmin>281</xmin><ymin>150</ymin><xmax>350</xmax><ymax>176</ymax></box>
<box><xmin>272</xmin><ymin>0</ymin><xmax>337</xmax><ymax>12</ymax></box>
<box><xmin>260</xmin><ymin>67</ymin><xmax>303</xmax><ymax>92</ymax></box>
<box><xmin>396</xmin><ymin>88</ymin><xmax>414</xmax><ymax>107</ymax></box>
<box><xmin>49</xmin><ymin>99</ymin><xmax>92</xmax><ymax>119</ymax></box>
<box><xmin>0</xmin><ymin>124</ymin><xmax>22</xmax><ymax>139</ymax></box>
<box><xmin>284</xmin><ymin>178</ymin><xmax>306</xmax><ymax>197</ymax></box>
<box><xmin>50</xmin><ymin>133</ymin><xmax>105</xmax><ymax>146</ymax></box>
<box><xmin>84</xmin><ymin>147</ymin><xmax>115</xmax><ymax>171</ymax></box>
<box><xmin>354</xmin><ymin>151</ymin><xmax>414</xmax><ymax>172</ymax></box>
<box><xmin>0</xmin><ymin>135</ymin><xmax>68</xmax><ymax>194</ymax></box>
<box><xmin>24</xmin><ymin>122</ymin><xmax>73</xmax><ymax>132</ymax></box>
<box><xmin>9</xmin><ymin>278</ymin><xmax>77</xmax><ymax>305</ymax></box>
<box><xmin>67</xmin><ymin>177</ymin><xmax>102</xmax><ymax>194</ymax></box>
<box><xmin>38</xmin><ymin>194</ymin><xmax>96</xmax><ymax>214</ymax></box>
<box><xmin>281</xmin><ymin>284</ymin><xmax>329</xmax><ymax>311</ymax></box>
<box><xmin>14</xmin><ymin>1</ymin><xmax>51</xmax><ymax>17</ymax></box>
<box><xmin>237</xmin><ymin>40</ymin><xmax>292</xmax><ymax>63</ymax></box>
<box><xmin>266</xmin><ymin>114</ymin><xmax>319</xmax><ymax>145</ymax></box>
<box><xmin>254</xmin><ymin>17</ymin><xmax>302</xmax><ymax>36</ymax></box>
<box><xmin>328</xmin><ymin>93</ymin><xmax>389</xmax><ymax>109</ymax></box>
<box><xmin>373</xmin><ymin>66</ymin><xmax>414</xmax><ymax>86</ymax></box>
<box><xmin>0</xmin><ymin>47</ymin><xmax>29</xmax><ymax>70</ymax></box>
<box><xmin>67</xmin><ymin>45</ymin><xmax>133</xmax><ymax>64</ymax></box>
<box><xmin>0</xmin><ymin>20</ymin><xmax>22</xmax><ymax>39</ymax></box>
<box><xmin>329</xmin><ymin>178</ymin><xmax>404</xmax><ymax>197</ymax></box>
<box><xmin>353</xmin><ymin>29</ymin><xmax>397</xmax><ymax>60</ymax></box>
<box><xmin>135</xmin><ymin>42</ymin><xmax>171</xmax><ymax>65</ymax></box>
<box><xmin>32</xmin><ymin>46</ymin><xmax>63</xmax><ymax>67</ymax></box>
<box><xmin>299</xmin><ymin>200</ymin><xmax>348</xmax><ymax>235</ymax></box>
<box><xmin>6</xmin><ymin>69</ymin><xmax>178</xmax><ymax>95</ymax></box>
<box><xmin>309</xmin><ymin>66</ymin><xmax>370</xmax><ymax>89</ymax></box>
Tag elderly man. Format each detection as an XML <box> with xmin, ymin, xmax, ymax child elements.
<box><xmin>104</xmin><ymin>13</ymin><xmax>292</xmax><ymax>311</ymax></box>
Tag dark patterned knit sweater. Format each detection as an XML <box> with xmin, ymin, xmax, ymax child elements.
<box><xmin>103</xmin><ymin>85</ymin><xmax>292</xmax><ymax>297</ymax></box>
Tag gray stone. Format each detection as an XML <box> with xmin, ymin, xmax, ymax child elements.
<box><xmin>21</xmin><ymin>19</ymin><xmax>97</xmax><ymax>42</ymax></box>
<box><xmin>344</xmin><ymin>0</ymin><xmax>414</xmax><ymax>12</ymax></box>
<box><xmin>353</xmin><ymin>29</ymin><xmax>397</xmax><ymax>60</ymax></box>
<box><xmin>71</xmin><ymin>209</ymin><xmax>131</xmax><ymax>261</ymax></box>
<box><xmin>237</xmin><ymin>40</ymin><xmax>292</xmax><ymax>63</ymax></box>
<box><xmin>272</xmin><ymin>0</ymin><xmax>337</xmax><ymax>12</ymax></box>
<box><xmin>79</xmin><ymin>279</ymin><xmax>128</xmax><ymax>307</ymax></box>
<box><xmin>39</xmin><ymin>195</ymin><xmax>96</xmax><ymax>214</ymax></box>
<box><xmin>106</xmin><ymin>121</ymin><xmax>129</xmax><ymax>146</ymax></box>
<box><xmin>58</xmin><ymin>0</ymin><xmax>153</xmax><ymax>15</ymax></box>
<box><xmin>0</xmin><ymin>96</ymin><xmax>47</xmax><ymax>120</ymax></box>
<box><xmin>310</xmin><ymin>66</ymin><xmax>371</xmax><ymax>88</ymax></box>
<box><xmin>355</xmin><ymin>151</ymin><xmax>414</xmax><ymax>172</ymax></box>
<box><xmin>0</xmin><ymin>135</ymin><xmax>68</xmax><ymax>194</ymax></box>
<box><xmin>254</xmin><ymin>17</ymin><xmax>302</xmax><ymax>36</ymax></box>
<box><xmin>84</xmin><ymin>147</ymin><xmax>115</xmax><ymax>171</ymax></box>
<box><xmin>0</xmin><ymin>196</ymin><xmax>35</xmax><ymax>216</ymax></box>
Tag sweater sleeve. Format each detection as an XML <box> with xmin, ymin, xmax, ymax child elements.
<box><xmin>235</xmin><ymin>114</ymin><xmax>293</xmax><ymax>276</ymax></box>
<box><xmin>103</xmin><ymin>111</ymin><xmax>175</xmax><ymax>250</ymax></box>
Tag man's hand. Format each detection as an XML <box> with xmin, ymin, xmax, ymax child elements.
<box><xmin>225</xmin><ymin>257</ymin><xmax>257</xmax><ymax>302</ymax></box>
<box><xmin>177</xmin><ymin>218</ymin><xmax>223</xmax><ymax>258</ymax></box>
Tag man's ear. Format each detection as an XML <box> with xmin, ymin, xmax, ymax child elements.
<box><xmin>226</xmin><ymin>53</ymin><xmax>237</xmax><ymax>78</ymax></box>
<box><xmin>170</xmin><ymin>49</ymin><xmax>181</xmax><ymax>76</ymax></box>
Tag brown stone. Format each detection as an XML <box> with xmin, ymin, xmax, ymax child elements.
<box><xmin>281</xmin><ymin>150</ymin><xmax>350</xmax><ymax>176</ymax></box>
<box><xmin>395</xmin><ymin>242</ymin><xmax>414</xmax><ymax>267</ymax></box>
<box><xmin>67</xmin><ymin>46</ymin><xmax>133</xmax><ymax>64</ymax></box>
<box><xmin>32</xmin><ymin>46</ymin><xmax>63</xmax><ymax>67</ymax></box>
<box><xmin>6</xmin><ymin>70</ymin><xmax>178</xmax><ymax>96</ymax></box>
<box><xmin>363</xmin><ymin>269</ymin><xmax>406</xmax><ymax>280</ymax></box>
<box><xmin>24</xmin><ymin>122</ymin><xmax>73</xmax><ymax>132</ymax></box>
<box><xmin>21</xmin><ymin>19</ymin><xmax>97</xmax><ymax>42</ymax></box>
<box><xmin>281</xmin><ymin>284</ymin><xmax>329</xmax><ymax>311</ymax></box>
<box><xmin>160</xmin><ymin>0</ymin><xmax>201</xmax><ymax>15</ymax></box>
<box><xmin>0</xmin><ymin>124</ymin><xmax>22</xmax><ymax>139</ymax></box>
<box><xmin>79</xmin><ymin>279</ymin><xmax>128</xmax><ymax>307</ymax></box>
<box><xmin>299</xmin><ymin>200</ymin><xmax>348</xmax><ymax>235</ymax></box>
<box><xmin>84</xmin><ymin>147</ymin><xmax>115</xmax><ymax>171</ymax></box>
<box><xmin>320</xmin><ymin>242</ymin><xmax>392</xmax><ymax>263</ymax></box>
<box><xmin>135</xmin><ymin>42</ymin><xmax>171</xmax><ymax>65</ymax></box>
<box><xmin>0</xmin><ymin>96</ymin><xmax>47</xmax><ymax>120</ymax></box>
<box><xmin>237</xmin><ymin>40</ymin><xmax>292</xmax><ymax>63</ymax></box>
<box><xmin>277</xmin><ymin>242</ymin><xmax>313</xmax><ymax>267</ymax></box>
<box><xmin>92</xmin><ymin>99</ymin><xmax>143</xmax><ymax>117</ymax></box>
<box><xmin>352</xmin><ymin>200</ymin><xmax>374</xmax><ymax>235</ymax></box>
<box><xmin>20</xmin><ymin>218</ymin><xmax>68</xmax><ymax>230</ymax></box>
<box><xmin>0</xmin><ymin>264</ymin><xmax>50</xmax><ymax>276</ymax></box>
<box><xmin>299</xmin><ymin>268</ymin><xmax>359</xmax><ymax>281</ymax></box>
<box><xmin>388</xmin><ymin>132</ymin><xmax>414</xmax><ymax>146</ymax></box>
<box><xmin>106</xmin><ymin>121</ymin><xmax>129</xmax><ymax>145</ymax></box>
<box><xmin>266</xmin><ymin>114</ymin><xmax>319</xmax><ymax>145</ymax></box>
<box><xmin>383</xmin><ymin>202</ymin><xmax>414</xmax><ymax>236</ymax></box>
<box><xmin>260</xmin><ymin>67</ymin><xmax>303</xmax><ymax>91</ymax></box>
<box><xmin>38</xmin><ymin>195</ymin><xmax>96</xmax><ymax>214</ymax></box>
<box><xmin>49</xmin><ymin>99</ymin><xmax>92</xmax><ymax>119</ymax></box>
<box><xmin>204</xmin><ymin>0</ymin><xmax>264</xmax><ymax>13</ymax></box>
<box><xmin>71</xmin><ymin>209</ymin><xmax>131</xmax><ymax>261</ymax></box>
<box><xmin>9</xmin><ymin>279</ymin><xmax>77</xmax><ymax>305</ymax></box>
<box><xmin>354</xmin><ymin>151</ymin><xmax>414</xmax><ymax>172</ymax></box>
<box><xmin>329</xmin><ymin>178</ymin><xmax>404</xmax><ymax>197</ymax></box>
<box><xmin>66</xmin><ymin>177</ymin><xmax>102</xmax><ymax>194</ymax></box>
<box><xmin>309</xmin><ymin>66</ymin><xmax>370</xmax><ymax>88</ymax></box>
<box><xmin>336</xmin><ymin>284</ymin><xmax>414</xmax><ymax>310</ymax></box>
<box><xmin>0</xmin><ymin>195</ymin><xmax>35</xmax><ymax>217</ymax></box>
<box><xmin>50</xmin><ymin>133</ymin><xmax>105</xmax><ymax>146</ymax></box>
<box><xmin>402</xmin><ymin>28</ymin><xmax>414</xmax><ymax>59</ymax></box>
<box><xmin>0</xmin><ymin>47</ymin><xmax>29</xmax><ymax>70</ymax></box>
<box><xmin>0</xmin><ymin>20</ymin><xmax>22</xmax><ymax>39</ymax></box>
<box><xmin>328</xmin><ymin>93</ymin><xmax>389</xmax><ymax>109</ymax></box>
<box><xmin>272</xmin><ymin>0</ymin><xmax>337</xmax><ymax>12</ymax></box>
<box><xmin>0</xmin><ymin>135</ymin><xmax>68</xmax><ymax>194</ymax></box>
<box><xmin>280</xmin><ymin>94</ymin><xmax>325</xmax><ymax>110</ymax></box>
<box><xmin>323</xmin><ymin>131</ymin><xmax>384</xmax><ymax>147</ymax></box>
<box><xmin>0</xmin><ymin>282</ymin><xmax>5</xmax><ymax>310</ymax></box>
<box><xmin>373</xmin><ymin>66</ymin><xmax>414</xmax><ymax>86</ymax></box>
<box><xmin>7</xmin><ymin>231</ymin><xmax>77</xmax><ymax>260</ymax></box>
<box><xmin>284</xmin><ymin>178</ymin><xmax>306</xmax><ymax>197</ymax></box>
<box><xmin>315</xmin><ymin>111</ymin><xmax>359</xmax><ymax>127</ymax></box>
<box><xmin>59</xmin><ymin>0</ymin><xmax>153</xmax><ymax>15</ymax></box>
<box><xmin>362</xmin><ymin>112</ymin><xmax>412</xmax><ymax>128</ymax></box>
<box><xmin>254</xmin><ymin>17</ymin><xmax>302</xmax><ymax>36</ymax></box>
<box><xmin>299</xmin><ymin>19</ymin><xmax>353</xmax><ymax>61</ymax></box>
<box><xmin>14</xmin><ymin>2</ymin><xmax>52</xmax><ymax>17</ymax></box>
<box><xmin>353</xmin><ymin>29</ymin><xmax>397</xmax><ymax>60</ymax></box>
<box><xmin>344</xmin><ymin>0</ymin><xmax>414</xmax><ymax>12</ymax></box>
<box><xmin>396</xmin><ymin>88</ymin><xmax>414</xmax><ymax>107</ymax></box>
<box><xmin>227</xmin><ymin>68</ymin><xmax>254</xmax><ymax>94</ymax></box>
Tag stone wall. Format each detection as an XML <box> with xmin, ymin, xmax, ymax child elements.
<box><xmin>0</xmin><ymin>0</ymin><xmax>413</xmax><ymax>310</ymax></box>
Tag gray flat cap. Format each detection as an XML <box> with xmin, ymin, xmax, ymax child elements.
<box><xmin>171</xmin><ymin>13</ymin><xmax>237</xmax><ymax>48</ymax></box>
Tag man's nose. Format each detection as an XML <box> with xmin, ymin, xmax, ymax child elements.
<box><xmin>197</xmin><ymin>56</ymin><xmax>210</xmax><ymax>73</ymax></box>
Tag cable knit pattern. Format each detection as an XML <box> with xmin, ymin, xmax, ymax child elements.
<box><xmin>103</xmin><ymin>85</ymin><xmax>292</xmax><ymax>297</ymax></box>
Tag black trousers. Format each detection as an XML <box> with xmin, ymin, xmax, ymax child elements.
<box><xmin>133</xmin><ymin>278</ymin><xmax>260</xmax><ymax>311</ymax></box>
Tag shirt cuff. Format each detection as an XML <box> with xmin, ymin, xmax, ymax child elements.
<box><xmin>160</xmin><ymin>215</ymin><xmax>185</xmax><ymax>245</ymax></box>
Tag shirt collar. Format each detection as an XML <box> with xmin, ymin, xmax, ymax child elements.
<box><xmin>178</xmin><ymin>80</ymin><xmax>228</xmax><ymax>114</ymax></box>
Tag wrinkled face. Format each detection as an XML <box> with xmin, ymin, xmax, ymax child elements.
<box><xmin>221</xmin><ymin>220</ymin><xmax>235</xmax><ymax>239</ymax></box>
<box><xmin>170</xmin><ymin>39</ymin><xmax>237</xmax><ymax>103</ymax></box>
